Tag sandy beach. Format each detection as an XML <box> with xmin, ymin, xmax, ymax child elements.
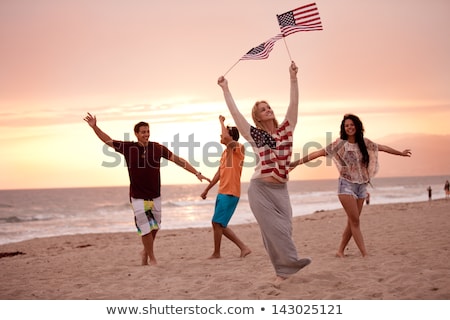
<box><xmin>1</xmin><ymin>199</ymin><xmax>449</xmax><ymax>300</ymax></box>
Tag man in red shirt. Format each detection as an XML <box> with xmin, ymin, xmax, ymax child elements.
<box><xmin>84</xmin><ymin>113</ymin><xmax>210</xmax><ymax>266</ymax></box>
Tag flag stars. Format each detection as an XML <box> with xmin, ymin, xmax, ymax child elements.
<box><xmin>277</xmin><ymin>12</ymin><xmax>296</xmax><ymax>26</ymax></box>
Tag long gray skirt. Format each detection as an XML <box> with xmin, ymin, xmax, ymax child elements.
<box><xmin>248</xmin><ymin>179</ymin><xmax>311</xmax><ymax>278</ymax></box>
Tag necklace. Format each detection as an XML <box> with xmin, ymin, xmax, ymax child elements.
<box><xmin>139</xmin><ymin>142</ymin><xmax>148</xmax><ymax>159</ymax></box>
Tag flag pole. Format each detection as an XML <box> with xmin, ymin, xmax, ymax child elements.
<box><xmin>282</xmin><ymin>36</ymin><xmax>293</xmax><ymax>61</ymax></box>
<box><xmin>223</xmin><ymin>59</ymin><xmax>240</xmax><ymax>77</ymax></box>
<box><xmin>277</xmin><ymin>13</ymin><xmax>293</xmax><ymax>62</ymax></box>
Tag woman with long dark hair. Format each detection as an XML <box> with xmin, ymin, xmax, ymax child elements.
<box><xmin>290</xmin><ymin>114</ymin><xmax>411</xmax><ymax>257</ymax></box>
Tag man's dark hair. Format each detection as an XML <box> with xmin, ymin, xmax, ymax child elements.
<box><xmin>227</xmin><ymin>126</ymin><xmax>240</xmax><ymax>141</ymax></box>
<box><xmin>134</xmin><ymin>121</ymin><xmax>149</xmax><ymax>133</ymax></box>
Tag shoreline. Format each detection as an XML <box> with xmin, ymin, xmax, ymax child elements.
<box><xmin>1</xmin><ymin>199</ymin><xmax>449</xmax><ymax>300</ymax></box>
<box><xmin>2</xmin><ymin>174</ymin><xmax>448</xmax><ymax>246</ymax></box>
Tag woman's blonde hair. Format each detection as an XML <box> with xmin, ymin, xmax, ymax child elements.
<box><xmin>251</xmin><ymin>100</ymin><xmax>278</xmax><ymax>132</ymax></box>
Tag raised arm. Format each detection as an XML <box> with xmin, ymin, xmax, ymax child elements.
<box><xmin>290</xmin><ymin>149</ymin><xmax>326</xmax><ymax>169</ymax></box>
<box><xmin>217</xmin><ymin>76</ymin><xmax>252</xmax><ymax>141</ymax></box>
<box><xmin>83</xmin><ymin>113</ymin><xmax>114</xmax><ymax>148</ymax></box>
<box><xmin>378</xmin><ymin>144</ymin><xmax>412</xmax><ymax>157</ymax></box>
<box><xmin>219</xmin><ymin>115</ymin><xmax>228</xmax><ymax>140</ymax></box>
<box><xmin>285</xmin><ymin>61</ymin><xmax>299</xmax><ymax>128</ymax></box>
<box><xmin>219</xmin><ymin>115</ymin><xmax>237</xmax><ymax>167</ymax></box>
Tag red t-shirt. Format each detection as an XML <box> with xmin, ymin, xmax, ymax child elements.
<box><xmin>112</xmin><ymin>141</ymin><xmax>173</xmax><ymax>199</ymax></box>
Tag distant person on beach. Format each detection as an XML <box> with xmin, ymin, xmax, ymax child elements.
<box><xmin>83</xmin><ymin>113</ymin><xmax>210</xmax><ymax>266</ymax></box>
<box><xmin>365</xmin><ymin>192</ymin><xmax>370</xmax><ymax>205</ymax></box>
<box><xmin>217</xmin><ymin>61</ymin><xmax>311</xmax><ymax>285</ymax></box>
<box><xmin>444</xmin><ymin>180</ymin><xmax>449</xmax><ymax>200</ymax></box>
<box><xmin>290</xmin><ymin>113</ymin><xmax>412</xmax><ymax>258</ymax></box>
<box><xmin>427</xmin><ymin>186</ymin><xmax>432</xmax><ymax>201</ymax></box>
<box><xmin>200</xmin><ymin>115</ymin><xmax>251</xmax><ymax>259</ymax></box>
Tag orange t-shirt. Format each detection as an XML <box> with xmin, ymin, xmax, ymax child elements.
<box><xmin>218</xmin><ymin>143</ymin><xmax>245</xmax><ymax>197</ymax></box>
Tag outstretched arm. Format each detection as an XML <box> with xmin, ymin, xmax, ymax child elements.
<box><xmin>83</xmin><ymin>113</ymin><xmax>114</xmax><ymax>148</ymax></box>
<box><xmin>290</xmin><ymin>149</ymin><xmax>326</xmax><ymax>169</ymax></box>
<box><xmin>169</xmin><ymin>154</ymin><xmax>211</xmax><ymax>183</ymax></box>
<box><xmin>217</xmin><ymin>76</ymin><xmax>252</xmax><ymax>141</ymax></box>
<box><xmin>378</xmin><ymin>145</ymin><xmax>412</xmax><ymax>157</ymax></box>
<box><xmin>285</xmin><ymin>61</ymin><xmax>299</xmax><ymax>128</ymax></box>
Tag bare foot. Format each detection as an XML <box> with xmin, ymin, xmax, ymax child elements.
<box><xmin>141</xmin><ymin>250</ymin><xmax>158</xmax><ymax>265</ymax></box>
<box><xmin>240</xmin><ymin>247</ymin><xmax>252</xmax><ymax>258</ymax></box>
<box><xmin>208</xmin><ymin>253</ymin><xmax>221</xmax><ymax>259</ymax></box>
<box><xmin>141</xmin><ymin>250</ymin><xmax>148</xmax><ymax>265</ymax></box>
<box><xmin>335</xmin><ymin>251</ymin><xmax>345</xmax><ymax>258</ymax></box>
<box><xmin>271</xmin><ymin>275</ymin><xmax>286</xmax><ymax>288</ymax></box>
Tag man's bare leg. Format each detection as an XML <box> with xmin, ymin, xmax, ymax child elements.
<box><xmin>223</xmin><ymin>227</ymin><xmax>251</xmax><ymax>257</ymax></box>
<box><xmin>209</xmin><ymin>222</ymin><xmax>223</xmax><ymax>259</ymax></box>
<box><xmin>141</xmin><ymin>230</ymin><xmax>158</xmax><ymax>265</ymax></box>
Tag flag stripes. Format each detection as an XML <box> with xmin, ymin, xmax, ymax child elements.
<box><xmin>277</xmin><ymin>2</ymin><xmax>323</xmax><ymax>37</ymax></box>
<box><xmin>240</xmin><ymin>34</ymin><xmax>283</xmax><ymax>60</ymax></box>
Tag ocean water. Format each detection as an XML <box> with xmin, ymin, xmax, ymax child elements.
<box><xmin>0</xmin><ymin>175</ymin><xmax>448</xmax><ymax>245</ymax></box>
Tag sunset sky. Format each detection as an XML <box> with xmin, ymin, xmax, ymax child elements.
<box><xmin>1</xmin><ymin>0</ymin><xmax>449</xmax><ymax>190</ymax></box>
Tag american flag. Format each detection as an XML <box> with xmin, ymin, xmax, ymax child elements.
<box><xmin>277</xmin><ymin>2</ymin><xmax>323</xmax><ymax>37</ymax></box>
<box><xmin>240</xmin><ymin>34</ymin><xmax>283</xmax><ymax>60</ymax></box>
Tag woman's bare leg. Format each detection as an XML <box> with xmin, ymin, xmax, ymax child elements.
<box><xmin>337</xmin><ymin>195</ymin><xmax>367</xmax><ymax>257</ymax></box>
<box><xmin>336</xmin><ymin>221</ymin><xmax>352</xmax><ymax>258</ymax></box>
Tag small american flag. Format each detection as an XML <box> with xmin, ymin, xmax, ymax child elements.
<box><xmin>240</xmin><ymin>34</ymin><xmax>283</xmax><ymax>60</ymax></box>
<box><xmin>277</xmin><ymin>2</ymin><xmax>323</xmax><ymax>37</ymax></box>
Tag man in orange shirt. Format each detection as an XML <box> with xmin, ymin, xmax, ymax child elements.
<box><xmin>201</xmin><ymin>115</ymin><xmax>251</xmax><ymax>259</ymax></box>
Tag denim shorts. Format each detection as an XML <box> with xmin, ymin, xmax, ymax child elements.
<box><xmin>338</xmin><ymin>177</ymin><xmax>367</xmax><ymax>199</ymax></box>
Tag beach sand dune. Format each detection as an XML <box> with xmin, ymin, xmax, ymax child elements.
<box><xmin>1</xmin><ymin>200</ymin><xmax>449</xmax><ymax>300</ymax></box>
